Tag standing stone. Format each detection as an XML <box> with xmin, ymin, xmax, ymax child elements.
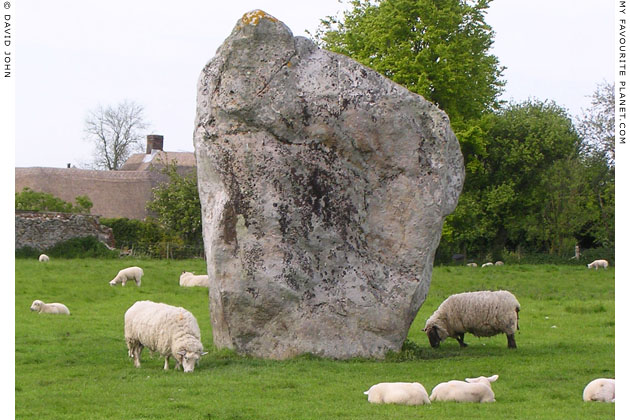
<box><xmin>194</xmin><ymin>10</ymin><xmax>464</xmax><ymax>359</ymax></box>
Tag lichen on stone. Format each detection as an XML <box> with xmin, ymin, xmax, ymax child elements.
<box><xmin>241</xmin><ymin>9</ymin><xmax>278</xmax><ymax>26</ymax></box>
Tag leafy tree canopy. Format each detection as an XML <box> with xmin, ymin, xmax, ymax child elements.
<box><xmin>146</xmin><ymin>162</ymin><xmax>202</xmax><ymax>246</ymax></box>
<box><xmin>315</xmin><ymin>0</ymin><xmax>505</xmax><ymax>125</ymax></box>
<box><xmin>15</xmin><ymin>187</ymin><xmax>93</xmax><ymax>214</ymax></box>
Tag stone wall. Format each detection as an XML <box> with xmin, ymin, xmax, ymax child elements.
<box><xmin>15</xmin><ymin>211</ymin><xmax>115</xmax><ymax>251</ymax></box>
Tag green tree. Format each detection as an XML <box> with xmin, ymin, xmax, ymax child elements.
<box><xmin>146</xmin><ymin>162</ymin><xmax>202</xmax><ymax>246</ymax></box>
<box><xmin>315</xmin><ymin>0</ymin><xmax>504</xmax><ymax>125</ymax></box>
<box><xmin>440</xmin><ymin>100</ymin><xmax>584</xmax><ymax>258</ymax></box>
<box><xmin>577</xmin><ymin>81</ymin><xmax>614</xmax><ymax>166</ymax></box>
<box><xmin>15</xmin><ymin>187</ymin><xmax>93</xmax><ymax>214</ymax></box>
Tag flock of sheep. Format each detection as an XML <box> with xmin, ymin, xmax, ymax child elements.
<box><xmin>30</xmin><ymin>254</ymin><xmax>210</xmax><ymax>373</ymax></box>
<box><xmin>29</xmin><ymin>254</ymin><xmax>613</xmax><ymax>404</ymax></box>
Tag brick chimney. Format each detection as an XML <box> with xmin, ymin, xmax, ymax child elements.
<box><xmin>146</xmin><ymin>135</ymin><xmax>164</xmax><ymax>154</ymax></box>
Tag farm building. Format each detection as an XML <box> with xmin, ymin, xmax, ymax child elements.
<box><xmin>15</xmin><ymin>135</ymin><xmax>196</xmax><ymax>220</ymax></box>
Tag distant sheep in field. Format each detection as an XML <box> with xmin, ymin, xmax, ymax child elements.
<box><xmin>430</xmin><ymin>375</ymin><xmax>499</xmax><ymax>403</ymax></box>
<box><xmin>364</xmin><ymin>382</ymin><xmax>430</xmax><ymax>405</ymax></box>
<box><xmin>30</xmin><ymin>299</ymin><xmax>70</xmax><ymax>315</ymax></box>
<box><xmin>583</xmin><ymin>378</ymin><xmax>614</xmax><ymax>403</ymax></box>
<box><xmin>124</xmin><ymin>300</ymin><xmax>208</xmax><ymax>372</ymax></box>
<box><xmin>179</xmin><ymin>271</ymin><xmax>209</xmax><ymax>287</ymax></box>
<box><xmin>481</xmin><ymin>262</ymin><xmax>493</xmax><ymax>268</ymax></box>
<box><xmin>109</xmin><ymin>266</ymin><xmax>143</xmax><ymax>286</ymax></box>
<box><xmin>466</xmin><ymin>263</ymin><xmax>477</xmax><ymax>267</ymax></box>
<box><xmin>38</xmin><ymin>254</ymin><xmax>49</xmax><ymax>262</ymax></box>
<box><xmin>424</xmin><ymin>290</ymin><xmax>520</xmax><ymax>349</ymax></box>
<box><xmin>587</xmin><ymin>260</ymin><xmax>609</xmax><ymax>270</ymax></box>
<box><xmin>495</xmin><ymin>261</ymin><xmax>504</xmax><ymax>266</ymax></box>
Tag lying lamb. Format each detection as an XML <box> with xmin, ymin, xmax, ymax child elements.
<box><xmin>430</xmin><ymin>375</ymin><xmax>498</xmax><ymax>403</ymax></box>
<box><xmin>38</xmin><ymin>254</ymin><xmax>49</xmax><ymax>262</ymax></box>
<box><xmin>109</xmin><ymin>266</ymin><xmax>143</xmax><ymax>286</ymax></box>
<box><xmin>30</xmin><ymin>299</ymin><xmax>70</xmax><ymax>315</ymax></box>
<box><xmin>364</xmin><ymin>382</ymin><xmax>430</xmax><ymax>405</ymax></box>
<box><xmin>424</xmin><ymin>290</ymin><xmax>520</xmax><ymax>348</ymax></box>
<box><xmin>583</xmin><ymin>378</ymin><xmax>615</xmax><ymax>402</ymax></box>
<box><xmin>587</xmin><ymin>259</ymin><xmax>609</xmax><ymax>270</ymax></box>
<box><xmin>179</xmin><ymin>271</ymin><xmax>209</xmax><ymax>287</ymax></box>
<box><xmin>124</xmin><ymin>300</ymin><xmax>208</xmax><ymax>372</ymax></box>
<box><xmin>466</xmin><ymin>263</ymin><xmax>478</xmax><ymax>267</ymax></box>
<box><xmin>481</xmin><ymin>262</ymin><xmax>494</xmax><ymax>268</ymax></box>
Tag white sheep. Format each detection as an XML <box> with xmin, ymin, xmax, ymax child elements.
<box><xmin>481</xmin><ymin>262</ymin><xmax>494</xmax><ymax>268</ymax></box>
<box><xmin>424</xmin><ymin>290</ymin><xmax>520</xmax><ymax>348</ymax></box>
<box><xmin>587</xmin><ymin>259</ymin><xmax>609</xmax><ymax>270</ymax></box>
<box><xmin>430</xmin><ymin>375</ymin><xmax>499</xmax><ymax>403</ymax></box>
<box><xmin>495</xmin><ymin>261</ymin><xmax>504</xmax><ymax>266</ymax></box>
<box><xmin>124</xmin><ymin>300</ymin><xmax>208</xmax><ymax>372</ymax></box>
<box><xmin>109</xmin><ymin>266</ymin><xmax>143</xmax><ymax>286</ymax></box>
<box><xmin>38</xmin><ymin>254</ymin><xmax>49</xmax><ymax>262</ymax></box>
<box><xmin>466</xmin><ymin>263</ymin><xmax>478</xmax><ymax>267</ymax></box>
<box><xmin>363</xmin><ymin>382</ymin><xmax>431</xmax><ymax>405</ymax></box>
<box><xmin>583</xmin><ymin>378</ymin><xmax>615</xmax><ymax>402</ymax></box>
<box><xmin>30</xmin><ymin>299</ymin><xmax>70</xmax><ymax>315</ymax></box>
<box><xmin>179</xmin><ymin>271</ymin><xmax>209</xmax><ymax>287</ymax></box>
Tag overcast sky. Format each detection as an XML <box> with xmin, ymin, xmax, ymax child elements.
<box><xmin>12</xmin><ymin>0</ymin><xmax>614</xmax><ymax>168</ymax></box>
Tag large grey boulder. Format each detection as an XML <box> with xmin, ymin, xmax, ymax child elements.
<box><xmin>194</xmin><ymin>10</ymin><xmax>464</xmax><ymax>359</ymax></box>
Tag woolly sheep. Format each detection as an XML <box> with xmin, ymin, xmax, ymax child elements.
<box><xmin>583</xmin><ymin>378</ymin><xmax>615</xmax><ymax>402</ymax></box>
<box><xmin>38</xmin><ymin>254</ymin><xmax>49</xmax><ymax>262</ymax></box>
<box><xmin>109</xmin><ymin>266</ymin><xmax>143</xmax><ymax>286</ymax></box>
<box><xmin>481</xmin><ymin>262</ymin><xmax>494</xmax><ymax>268</ymax></box>
<box><xmin>587</xmin><ymin>259</ymin><xmax>609</xmax><ymax>270</ymax></box>
<box><xmin>179</xmin><ymin>271</ymin><xmax>209</xmax><ymax>287</ymax></box>
<box><xmin>363</xmin><ymin>382</ymin><xmax>431</xmax><ymax>405</ymax></box>
<box><xmin>495</xmin><ymin>261</ymin><xmax>504</xmax><ymax>266</ymax></box>
<box><xmin>466</xmin><ymin>263</ymin><xmax>478</xmax><ymax>267</ymax></box>
<box><xmin>124</xmin><ymin>300</ymin><xmax>208</xmax><ymax>372</ymax></box>
<box><xmin>30</xmin><ymin>299</ymin><xmax>70</xmax><ymax>315</ymax></box>
<box><xmin>424</xmin><ymin>290</ymin><xmax>520</xmax><ymax>349</ymax></box>
<box><xmin>430</xmin><ymin>375</ymin><xmax>499</xmax><ymax>403</ymax></box>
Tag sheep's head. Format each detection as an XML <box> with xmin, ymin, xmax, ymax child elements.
<box><xmin>30</xmin><ymin>300</ymin><xmax>43</xmax><ymax>312</ymax></box>
<box><xmin>176</xmin><ymin>349</ymin><xmax>209</xmax><ymax>373</ymax></box>
<box><xmin>424</xmin><ymin>324</ymin><xmax>446</xmax><ymax>348</ymax></box>
<box><xmin>465</xmin><ymin>375</ymin><xmax>499</xmax><ymax>387</ymax></box>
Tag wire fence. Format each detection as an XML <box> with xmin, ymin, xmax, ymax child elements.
<box><xmin>117</xmin><ymin>242</ymin><xmax>205</xmax><ymax>260</ymax></box>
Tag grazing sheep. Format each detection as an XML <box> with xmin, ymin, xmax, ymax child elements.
<box><xmin>466</xmin><ymin>263</ymin><xmax>478</xmax><ymax>267</ymax></box>
<box><xmin>364</xmin><ymin>382</ymin><xmax>431</xmax><ymax>405</ymax></box>
<box><xmin>481</xmin><ymin>262</ymin><xmax>493</xmax><ymax>268</ymax></box>
<box><xmin>587</xmin><ymin>259</ymin><xmax>609</xmax><ymax>270</ymax></box>
<box><xmin>424</xmin><ymin>290</ymin><xmax>520</xmax><ymax>349</ymax></box>
<box><xmin>430</xmin><ymin>375</ymin><xmax>499</xmax><ymax>403</ymax></box>
<box><xmin>38</xmin><ymin>254</ymin><xmax>49</xmax><ymax>262</ymax></box>
<box><xmin>495</xmin><ymin>261</ymin><xmax>504</xmax><ymax>266</ymax></box>
<box><xmin>583</xmin><ymin>378</ymin><xmax>615</xmax><ymax>402</ymax></box>
<box><xmin>30</xmin><ymin>299</ymin><xmax>70</xmax><ymax>315</ymax></box>
<box><xmin>124</xmin><ymin>300</ymin><xmax>208</xmax><ymax>372</ymax></box>
<box><xmin>109</xmin><ymin>266</ymin><xmax>143</xmax><ymax>286</ymax></box>
<box><xmin>179</xmin><ymin>271</ymin><xmax>209</xmax><ymax>287</ymax></box>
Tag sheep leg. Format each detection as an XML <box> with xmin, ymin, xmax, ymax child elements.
<box><xmin>455</xmin><ymin>333</ymin><xmax>468</xmax><ymax>347</ymax></box>
<box><xmin>163</xmin><ymin>356</ymin><xmax>170</xmax><ymax>370</ymax></box>
<box><xmin>133</xmin><ymin>345</ymin><xmax>143</xmax><ymax>368</ymax></box>
<box><xmin>507</xmin><ymin>334</ymin><xmax>517</xmax><ymax>349</ymax></box>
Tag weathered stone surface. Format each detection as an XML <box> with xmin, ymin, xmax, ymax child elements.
<box><xmin>194</xmin><ymin>10</ymin><xmax>465</xmax><ymax>359</ymax></box>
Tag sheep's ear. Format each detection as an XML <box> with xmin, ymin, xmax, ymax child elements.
<box><xmin>488</xmin><ymin>375</ymin><xmax>499</xmax><ymax>382</ymax></box>
<box><xmin>177</xmin><ymin>350</ymin><xmax>186</xmax><ymax>356</ymax></box>
<box><xmin>201</xmin><ymin>351</ymin><xmax>208</xmax><ymax>356</ymax></box>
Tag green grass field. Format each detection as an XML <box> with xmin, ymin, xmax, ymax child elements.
<box><xmin>15</xmin><ymin>259</ymin><xmax>614</xmax><ymax>419</ymax></box>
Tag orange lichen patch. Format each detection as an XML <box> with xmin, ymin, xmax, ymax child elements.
<box><xmin>241</xmin><ymin>10</ymin><xmax>278</xmax><ymax>26</ymax></box>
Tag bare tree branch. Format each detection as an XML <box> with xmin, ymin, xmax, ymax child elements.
<box><xmin>83</xmin><ymin>100</ymin><xmax>148</xmax><ymax>170</ymax></box>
